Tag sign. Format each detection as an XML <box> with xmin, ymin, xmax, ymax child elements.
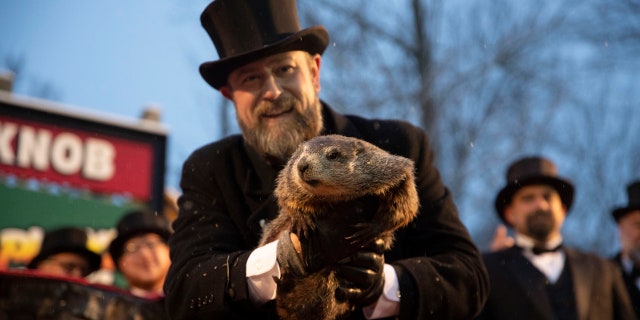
<box><xmin>0</xmin><ymin>92</ymin><xmax>168</xmax><ymax>269</ymax></box>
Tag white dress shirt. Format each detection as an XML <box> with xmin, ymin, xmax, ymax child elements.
<box><xmin>515</xmin><ymin>233</ymin><xmax>565</xmax><ymax>283</ymax></box>
<box><xmin>246</xmin><ymin>239</ymin><xmax>401</xmax><ymax>319</ymax></box>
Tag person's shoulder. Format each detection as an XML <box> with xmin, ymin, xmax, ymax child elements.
<box><xmin>185</xmin><ymin>135</ymin><xmax>243</xmax><ymax>162</ymax></box>
<box><xmin>344</xmin><ymin>113</ymin><xmax>429</xmax><ymax>155</ymax></box>
<box><xmin>565</xmin><ymin>247</ymin><xmax>601</xmax><ymax>259</ymax></box>
<box><xmin>481</xmin><ymin>253</ymin><xmax>515</xmax><ymax>278</ymax></box>
<box><xmin>482</xmin><ymin>247</ymin><xmax>520</xmax><ymax>266</ymax></box>
<box><xmin>346</xmin><ymin>113</ymin><xmax>422</xmax><ymax>135</ymax></box>
<box><xmin>565</xmin><ymin>247</ymin><xmax>619</xmax><ymax>268</ymax></box>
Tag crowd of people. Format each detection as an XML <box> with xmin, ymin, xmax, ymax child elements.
<box><xmin>0</xmin><ymin>209</ymin><xmax>172</xmax><ymax>319</ymax></box>
<box><xmin>2</xmin><ymin>0</ymin><xmax>639</xmax><ymax>319</ymax></box>
<box><xmin>21</xmin><ymin>210</ymin><xmax>172</xmax><ymax>298</ymax></box>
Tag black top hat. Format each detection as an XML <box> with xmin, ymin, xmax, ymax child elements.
<box><xmin>495</xmin><ymin>156</ymin><xmax>574</xmax><ymax>225</ymax></box>
<box><xmin>612</xmin><ymin>181</ymin><xmax>640</xmax><ymax>222</ymax></box>
<box><xmin>108</xmin><ymin>210</ymin><xmax>172</xmax><ymax>264</ymax></box>
<box><xmin>199</xmin><ymin>0</ymin><xmax>329</xmax><ymax>89</ymax></box>
<box><xmin>27</xmin><ymin>227</ymin><xmax>102</xmax><ymax>275</ymax></box>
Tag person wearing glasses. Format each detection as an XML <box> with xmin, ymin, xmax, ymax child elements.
<box><xmin>108</xmin><ymin>209</ymin><xmax>172</xmax><ymax>299</ymax></box>
<box><xmin>27</xmin><ymin>226</ymin><xmax>102</xmax><ymax>279</ymax></box>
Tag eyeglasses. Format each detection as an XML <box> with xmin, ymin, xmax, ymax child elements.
<box><xmin>43</xmin><ymin>258</ymin><xmax>91</xmax><ymax>277</ymax></box>
<box><xmin>123</xmin><ymin>239</ymin><xmax>166</xmax><ymax>255</ymax></box>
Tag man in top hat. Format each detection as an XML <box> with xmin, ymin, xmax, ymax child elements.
<box><xmin>164</xmin><ymin>0</ymin><xmax>489</xmax><ymax>318</ymax></box>
<box><xmin>109</xmin><ymin>209</ymin><xmax>172</xmax><ymax>299</ymax></box>
<box><xmin>611</xmin><ymin>181</ymin><xmax>640</xmax><ymax>318</ymax></box>
<box><xmin>477</xmin><ymin>156</ymin><xmax>635</xmax><ymax>320</ymax></box>
<box><xmin>28</xmin><ymin>227</ymin><xmax>101</xmax><ymax>279</ymax></box>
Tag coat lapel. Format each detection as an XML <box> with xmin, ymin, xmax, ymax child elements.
<box><xmin>241</xmin><ymin>143</ymin><xmax>281</xmax><ymax>245</ymax></box>
<box><xmin>565</xmin><ymin>249</ymin><xmax>592</xmax><ymax>320</ymax></box>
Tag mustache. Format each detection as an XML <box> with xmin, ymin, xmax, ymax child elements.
<box><xmin>255</xmin><ymin>96</ymin><xmax>298</xmax><ymax>116</ymax></box>
<box><xmin>531</xmin><ymin>209</ymin><xmax>551</xmax><ymax>216</ymax></box>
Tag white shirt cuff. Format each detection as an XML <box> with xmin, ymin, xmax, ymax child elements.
<box><xmin>246</xmin><ymin>240</ymin><xmax>281</xmax><ymax>305</ymax></box>
<box><xmin>362</xmin><ymin>264</ymin><xmax>401</xmax><ymax>319</ymax></box>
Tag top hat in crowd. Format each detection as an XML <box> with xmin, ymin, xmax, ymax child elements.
<box><xmin>612</xmin><ymin>181</ymin><xmax>640</xmax><ymax>222</ymax></box>
<box><xmin>27</xmin><ymin>227</ymin><xmax>102</xmax><ymax>274</ymax></box>
<box><xmin>198</xmin><ymin>0</ymin><xmax>330</xmax><ymax>89</ymax></box>
<box><xmin>108</xmin><ymin>210</ymin><xmax>172</xmax><ymax>263</ymax></box>
<box><xmin>495</xmin><ymin>156</ymin><xmax>575</xmax><ymax>224</ymax></box>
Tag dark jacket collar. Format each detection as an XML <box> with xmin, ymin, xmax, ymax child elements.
<box><xmin>319</xmin><ymin>100</ymin><xmax>363</xmax><ymax>139</ymax></box>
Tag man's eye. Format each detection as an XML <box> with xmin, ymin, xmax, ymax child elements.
<box><xmin>241</xmin><ymin>74</ymin><xmax>259</xmax><ymax>84</ymax></box>
<box><xmin>276</xmin><ymin>65</ymin><xmax>295</xmax><ymax>75</ymax></box>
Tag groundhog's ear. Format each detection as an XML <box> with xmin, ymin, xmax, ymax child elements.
<box><xmin>353</xmin><ymin>140</ymin><xmax>366</xmax><ymax>154</ymax></box>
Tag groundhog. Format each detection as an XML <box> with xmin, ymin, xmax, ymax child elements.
<box><xmin>259</xmin><ymin>134</ymin><xmax>420</xmax><ymax>320</ymax></box>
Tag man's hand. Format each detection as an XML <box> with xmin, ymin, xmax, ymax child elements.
<box><xmin>334</xmin><ymin>238</ymin><xmax>386</xmax><ymax>306</ymax></box>
<box><xmin>276</xmin><ymin>231</ymin><xmax>307</xmax><ymax>277</ymax></box>
<box><xmin>489</xmin><ymin>224</ymin><xmax>514</xmax><ymax>252</ymax></box>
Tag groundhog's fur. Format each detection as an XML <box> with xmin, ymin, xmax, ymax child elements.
<box><xmin>259</xmin><ymin>134</ymin><xmax>419</xmax><ymax>320</ymax></box>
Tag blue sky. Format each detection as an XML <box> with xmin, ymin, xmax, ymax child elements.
<box><xmin>0</xmin><ymin>1</ymin><xmax>231</xmax><ymax>189</ymax></box>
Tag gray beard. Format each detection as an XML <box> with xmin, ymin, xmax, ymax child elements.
<box><xmin>240</xmin><ymin>96</ymin><xmax>323</xmax><ymax>162</ymax></box>
<box><xmin>525</xmin><ymin>209</ymin><xmax>556</xmax><ymax>241</ymax></box>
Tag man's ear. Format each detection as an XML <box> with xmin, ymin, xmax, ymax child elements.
<box><xmin>220</xmin><ymin>86</ymin><xmax>233</xmax><ymax>100</ymax></box>
<box><xmin>503</xmin><ymin>206</ymin><xmax>515</xmax><ymax>226</ymax></box>
<box><xmin>312</xmin><ymin>54</ymin><xmax>321</xmax><ymax>92</ymax></box>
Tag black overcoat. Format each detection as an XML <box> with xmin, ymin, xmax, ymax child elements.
<box><xmin>478</xmin><ymin>246</ymin><xmax>637</xmax><ymax>320</ymax></box>
<box><xmin>613</xmin><ymin>253</ymin><xmax>640</xmax><ymax>319</ymax></box>
<box><xmin>164</xmin><ymin>103</ymin><xmax>489</xmax><ymax>319</ymax></box>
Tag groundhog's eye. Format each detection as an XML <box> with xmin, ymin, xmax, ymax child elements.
<box><xmin>326</xmin><ymin>150</ymin><xmax>341</xmax><ymax>161</ymax></box>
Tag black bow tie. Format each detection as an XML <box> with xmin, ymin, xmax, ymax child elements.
<box><xmin>531</xmin><ymin>244</ymin><xmax>563</xmax><ymax>255</ymax></box>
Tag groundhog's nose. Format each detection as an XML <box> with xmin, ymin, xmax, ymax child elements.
<box><xmin>297</xmin><ymin>158</ymin><xmax>318</xmax><ymax>185</ymax></box>
<box><xmin>297</xmin><ymin>158</ymin><xmax>309</xmax><ymax>177</ymax></box>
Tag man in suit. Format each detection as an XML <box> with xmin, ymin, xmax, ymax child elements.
<box><xmin>611</xmin><ymin>181</ymin><xmax>640</xmax><ymax>318</ymax></box>
<box><xmin>478</xmin><ymin>156</ymin><xmax>636</xmax><ymax>320</ymax></box>
<box><xmin>163</xmin><ymin>0</ymin><xmax>489</xmax><ymax>318</ymax></box>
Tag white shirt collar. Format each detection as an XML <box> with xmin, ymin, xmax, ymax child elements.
<box><xmin>514</xmin><ymin>232</ymin><xmax>563</xmax><ymax>250</ymax></box>
<box><xmin>514</xmin><ymin>232</ymin><xmax>565</xmax><ymax>283</ymax></box>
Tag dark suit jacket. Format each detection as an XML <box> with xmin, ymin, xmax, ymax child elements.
<box><xmin>613</xmin><ymin>253</ymin><xmax>640</xmax><ymax>319</ymax></box>
<box><xmin>164</xmin><ymin>103</ymin><xmax>489</xmax><ymax>319</ymax></box>
<box><xmin>478</xmin><ymin>246</ymin><xmax>637</xmax><ymax>320</ymax></box>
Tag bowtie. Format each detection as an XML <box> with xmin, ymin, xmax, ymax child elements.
<box><xmin>531</xmin><ymin>244</ymin><xmax>563</xmax><ymax>255</ymax></box>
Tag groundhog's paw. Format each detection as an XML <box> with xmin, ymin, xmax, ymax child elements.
<box><xmin>345</xmin><ymin>223</ymin><xmax>383</xmax><ymax>248</ymax></box>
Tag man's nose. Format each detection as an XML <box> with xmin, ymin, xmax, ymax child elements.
<box><xmin>262</xmin><ymin>74</ymin><xmax>282</xmax><ymax>100</ymax></box>
<box><xmin>536</xmin><ymin>196</ymin><xmax>551</xmax><ymax>209</ymax></box>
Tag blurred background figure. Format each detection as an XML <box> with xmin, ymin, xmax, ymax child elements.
<box><xmin>109</xmin><ymin>209</ymin><xmax>172</xmax><ymax>299</ymax></box>
<box><xmin>611</xmin><ymin>181</ymin><xmax>640</xmax><ymax>318</ymax></box>
<box><xmin>27</xmin><ymin>227</ymin><xmax>101</xmax><ymax>279</ymax></box>
<box><xmin>478</xmin><ymin>156</ymin><xmax>636</xmax><ymax>319</ymax></box>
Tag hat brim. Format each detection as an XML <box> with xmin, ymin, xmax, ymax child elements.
<box><xmin>612</xmin><ymin>206</ymin><xmax>640</xmax><ymax>222</ymax></box>
<box><xmin>27</xmin><ymin>247</ymin><xmax>102</xmax><ymax>275</ymax></box>
<box><xmin>495</xmin><ymin>176</ymin><xmax>574</xmax><ymax>225</ymax></box>
<box><xmin>199</xmin><ymin>26</ymin><xmax>329</xmax><ymax>90</ymax></box>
